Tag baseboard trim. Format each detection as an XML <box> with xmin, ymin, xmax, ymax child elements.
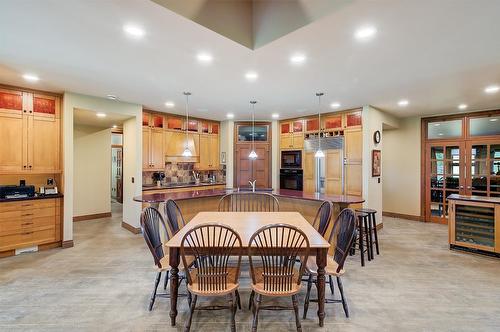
<box><xmin>0</xmin><ymin>250</ymin><xmax>15</xmax><ymax>258</ymax></box>
<box><xmin>383</xmin><ymin>211</ymin><xmax>423</xmax><ymax>222</ymax></box>
<box><xmin>376</xmin><ymin>222</ymin><xmax>383</xmax><ymax>231</ymax></box>
<box><xmin>62</xmin><ymin>240</ymin><xmax>74</xmax><ymax>248</ymax></box>
<box><xmin>121</xmin><ymin>222</ymin><xmax>141</xmax><ymax>234</ymax></box>
<box><xmin>73</xmin><ymin>212</ymin><xmax>112</xmax><ymax>222</ymax></box>
<box><xmin>39</xmin><ymin>241</ymin><xmax>62</xmax><ymax>251</ymax></box>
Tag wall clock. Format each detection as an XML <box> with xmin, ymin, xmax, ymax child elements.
<box><xmin>373</xmin><ymin>130</ymin><xmax>381</xmax><ymax>144</ymax></box>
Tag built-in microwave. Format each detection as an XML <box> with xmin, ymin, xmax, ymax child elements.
<box><xmin>281</xmin><ymin>150</ymin><xmax>302</xmax><ymax>169</ymax></box>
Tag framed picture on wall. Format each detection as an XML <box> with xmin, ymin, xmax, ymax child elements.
<box><xmin>372</xmin><ymin>149</ymin><xmax>381</xmax><ymax>177</ymax></box>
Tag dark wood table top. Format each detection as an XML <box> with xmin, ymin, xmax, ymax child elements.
<box><xmin>134</xmin><ymin>188</ymin><xmax>364</xmax><ymax>205</ymax></box>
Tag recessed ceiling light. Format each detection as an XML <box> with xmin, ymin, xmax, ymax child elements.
<box><xmin>458</xmin><ymin>103</ymin><xmax>467</xmax><ymax>110</ymax></box>
<box><xmin>354</xmin><ymin>26</ymin><xmax>377</xmax><ymax>40</ymax></box>
<box><xmin>490</xmin><ymin>118</ymin><xmax>498</xmax><ymax>122</ymax></box>
<box><xmin>22</xmin><ymin>73</ymin><xmax>39</xmax><ymax>82</ymax></box>
<box><xmin>226</xmin><ymin>113</ymin><xmax>234</xmax><ymax>119</ymax></box>
<box><xmin>112</xmin><ymin>125</ymin><xmax>117</xmax><ymax>128</ymax></box>
<box><xmin>330</xmin><ymin>102</ymin><xmax>341</xmax><ymax>109</ymax></box>
<box><xmin>272</xmin><ymin>113</ymin><xmax>279</xmax><ymax>119</ymax></box>
<box><xmin>165</xmin><ymin>101</ymin><xmax>175</xmax><ymax>108</ymax></box>
<box><xmin>123</xmin><ymin>24</ymin><xmax>145</xmax><ymax>38</ymax></box>
<box><xmin>106</xmin><ymin>94</ymin><xmax>117</xmax><ymax>100</ymax></box>
<box><xmin>398</xmin><ymin>99</ymin><xmax>409</xmax><ymax>107</ymax></box>
<box><xmin>245</xmin><ymin>71</ymin><xmax>258</xmax><ymax>81</ymax></box>
<box><xmin>484</xmin><ymin>85</ymin><xmax>499</xmax><ymax>94</ymax></box>
<box><xmin>438</xmin><ymin>133</ymin><xmax>444</xmax><ymax>136</ymax></box>
<box><xmin>96</xmin><ymin>112</ymin><xmax>106</xmax><ymax>118</ymax></box>
<box><xmin>290</xmin><ymin>54</ymin><xmax>306</xmax><ymax>64</ymax></box>
<box><xmin>434</xmin><ymin>123</ymin><xmax>441</xmax><ymax>127</ymax></box>
<box><xmin>197</xmin><ymin>52</ymin><xmax>213</xmax><ymax>63</ymax></box>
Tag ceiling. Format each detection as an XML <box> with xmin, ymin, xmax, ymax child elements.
<box><xmin>73</xmin><ymin>108</ymin><xmax>132</xmax><ymax>129</ymax></box>
<box><xmin>0</xmin><ymin>0</ymin><xmax>499</xmax><ymax>120</ymax></box>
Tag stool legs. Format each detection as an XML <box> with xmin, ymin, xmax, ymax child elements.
<box><xmin>358</xmin><ymin>216</ymin><xmax>365</xmax><ymax>267</ymax></box>
<box><xmin>372</xmin><ymin>213</ymin><xmax>380</xmax><ymax>255</ymax></box>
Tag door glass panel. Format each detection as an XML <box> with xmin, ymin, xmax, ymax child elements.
<box><xmin>431</xmin><ymin>189</ymin><xmax>443</xmax><ymax>203</ymax></box>
<box><xmin>490</xmin><ymin>177</ymin><xmax>500</xmax><ymax>192</ymax></box>
<box><xmin>237</xmin><ymin>125</ymin><xmax>268</xmax><ymax>142</ymax></box>
<box><xmin>491</xmin><ymin>161</ymin><xmax>500</xmax><ymax>176</ymax></box>
<box><xmin>445</xmin><ymin>176</ymin><xmax>459</xmax><ymax>189</ymax></box>
<box><xmin>431</xmin><ymin>175</ymin><xmax>444</xmax><ymax>188</ymax></box>
<box><xmin>431</xmin><ymin>147</ymin><xmax>444</xmax><ymax>159</ymax></box>
<box><xmin>490</xmin><ymin>145</ymin><xmax>500</xmax><ymax>159</ymax></box>
<box><xmin>471</xmin><ymin>160</ymin><xmax>487</xmax><ymax>175</ymax></box>
<box><xmin>427</xmin><ymin>120</ymin><xmax>462</xmax><ymax>139</ymax></box>
<box><xmin>446</xmin><ymin>146</ymin><xmax>460</xmax><ymax>160</ymax></box>
<box><xmin>430</xmin><ymin>203</ymin><xmax>443</xmax><ymax>217</ymax></box>
<box><xmin>445</xmin><ymin>161</ymin><xmax>460</xmax><ymax>175</ymax></box>
<box><xmin>431</xmin><ymin>161</ymin><xmax>444</xmax><ymax>174</ymax></box>
<box><xmin>471</xmin><ymin>176</ymin><xmax>487</xmax><ymax>191</ymax></box>
<box><xmin>469</xmin><ymin>116</ymin><xmax>500</xmax><ymax>136</ymax></box>
<box><xmin>471</xmin><ymin>145</ymin><xmax>487</xmax><ymax>159</ymax></box>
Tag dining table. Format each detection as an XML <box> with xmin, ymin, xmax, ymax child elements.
<box><xmin>164</xmin><ymin>211</ymin><xmax>331</xmax><ymax>327</ymax></box>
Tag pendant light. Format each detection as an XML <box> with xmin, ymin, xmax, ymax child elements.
<box><xmin>249</xmin><ymin>100</ymin><xmax>258</xmax><ymax>159</ymax></box>
<box><xmin>314</xmin><ymin>92</ymin><xmax>325</xmax><ymax>158</ymax></box>
<box><xmin>182</xmin><ymin>92</ymin><xmax>192</xmax><ymax>157</ymax></box>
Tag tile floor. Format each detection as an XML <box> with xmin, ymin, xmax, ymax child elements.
<box><xmin>1</xmin><ymin>206</ymin><xmax>499</xmax><ymax>331</ymax></box>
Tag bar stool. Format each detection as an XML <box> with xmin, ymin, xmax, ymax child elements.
<box><xmin>355</xmin><ymin>208</ymin><xmax>379</xmax><ymax>259</ymax></box>
<box><xmin>350</xmin><ymin>212</ymin><xmax>371</xmax><ymax>266</ymax></box>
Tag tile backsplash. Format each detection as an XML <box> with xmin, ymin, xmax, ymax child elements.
<box><xmin>143</xmin><ymin>162</ymin><xmax>225</xmax><ymax>185</ymax></box>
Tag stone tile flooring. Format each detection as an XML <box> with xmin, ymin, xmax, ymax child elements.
<box><xmin>1</xmin><ymin>210</ymin><xmax>499</xmax><ymax>331</ymax></box>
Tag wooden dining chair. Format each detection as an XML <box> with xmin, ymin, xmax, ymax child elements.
<box><xmin>218</xmin><ymin>192</ymin><xmax>279</xmax><ymax>212</ymax></box>
<box><xmin>312</xmin><ymin>201</ymin><xmax>333</xmax><ymax>237</ymax></box>
<box><xmin>303</xmin><ymin>208</ymin><xmax>357</xmax><ymax>319</ymax></box>
<box><xmin>140</xmin><ymin>207</ymin><xmax>188</xmax><ymax>311</ymax></box>
<box><xmin>164</xmin><ymin>199</ymin><xmax>187</xmax><ymax>236</ymax></box>
<box><xmin>248</xmin><ymin>224</ymin><xmax>310</xmax><ymax>332</ymax></box>
<box><xmin>181</xmin><ymin>223</ymin><xmax>243</xmax><ymax>332</ymax></box>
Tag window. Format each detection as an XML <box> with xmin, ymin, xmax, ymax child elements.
<box><xmin>469</xmin><ymin>116</ymin><xmax>500</xmax><ymax>136</ymax></box>
<box><xmin>237</xmin><ymin>125</ymin><xmax>268</xmax><ymax>142</ymax></box>
<box><xmin>427</xmin><ymin>120</ymin><xmax>462</xmax><ymax>139</ymax></box>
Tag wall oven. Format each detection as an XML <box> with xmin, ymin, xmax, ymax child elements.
<box><xmin>280</xmin><ymin>169</ymin><xmax>303</xmax><ymax>191</ymax></box>
<box><xmin>281</xmin><ymin>150</ymin><xmax>302</xmax><ymax>169</ymax></box>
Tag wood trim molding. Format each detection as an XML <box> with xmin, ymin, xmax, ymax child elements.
<box><xmin>121</xmin><ymin>222</ymin><xmax>141</xmax><ymax>234</ymax></box>
<box><xmin>383</xmin><ymin>211</ymin><xmax>423</xmax><ymax>222</ymax></box>
<box><xmin>62</xmin><ymin>240</ymin><xmax>74</xmax><ymax>248</ymax></box>
<box><xmin>0</xmin><ymin>83</ymin><xmax>63</xmax><ymax>97</ymax></box>
<box><xmin>73</xmin><ymin>212</ymin><xmax>112</xmax><ymax>222</ymax></box>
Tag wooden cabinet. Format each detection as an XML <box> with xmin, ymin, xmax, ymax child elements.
<box><xmin>306</xmin><ymin>118</ymin><xmax>319</xmax><ymax>132</ymax></box>
<box><xmin>280</xmin><ymin>120</ymin><xmax>304</xmax><ymax>150</ymax></box>
<box><xmin>303</xmin><ymin>151</ymin><xmax>315</xmax><ymax>193</ymax></box>
<box><xmin>0</xmin><ymin>198</ymin><xmax>61</xmax><ymax>252</ymax></box>
<box><xmin>345</xmin><ymin>129</ymin><xmax>362</xmax><ymax>163</ymax></box>
<box><xmin>197</xmin><ymin>134</ymin><xmax>219</xmax><ymax>170</ymax></box>
<box><xmin>344</xmin><ymin>129</ymin><xmax>362</xmax><ymax>196</ymax></box>
<box><xmin>143</xmin><ymin>128</ymin><xmax>164</xmax><ymax>170</ymax></box>
<box><xmin>165</xmin><ymin>131</ymin><xmax>199</xmax><ymax>158</ymax></box>
<box><xmin>167</xmin><ymin>116</ymin><xmax>183</xmax><ymax>130</ymax></box>
<box><xmin>324</xmin><ymin>114</ymin><xmax>343</xmax><ymax>130</ymax></box>
<box><xmin>325</xmin><ymin>150</ymin><xmax>342</xmax><ymax>195</ymax></box>
<box><xmin>0</xmin><ymin>89</ymin><xmax>60</xmax><ymax>173</ymax></box>
<box><xmin>345</xmin><ymin>110</ymin><xmax>362</xmax><ymax>128</ymax></box>
<box><xmin>143</xmin><ymin>111</ymin><xmax>164</xmax><ymax>129</ymax></box>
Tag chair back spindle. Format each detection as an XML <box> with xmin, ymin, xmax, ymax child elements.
<box><xmin>218</xmin><ymin>192</ymin><xmax>279</xmax><ymax>212</ymax></box>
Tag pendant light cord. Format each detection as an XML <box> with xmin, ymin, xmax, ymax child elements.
<box><xmin>316</xmin><ymin>92</ymin><xmax>324</xmax><ymax>150</ymax></box>
<box><xmin>184</xmin><ymin>92</ymin><xmax>191</xmax><ymax>149</ymax></box>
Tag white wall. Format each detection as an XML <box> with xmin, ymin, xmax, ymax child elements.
<box><xmin>122</xmin><ymin>117</ymin><xmax>142</xmax><ymax>228</ymax></box>
<box><xmin>220</xmin><ymin>120</ymin><xmax>234</xmax><ymax>187</ymax></box>
<box><xmin>63</xmin><ymin>92</ymin><xmax>142</xmax><ymax>242</ymax></box>
<box><xmin>271</xmin><ymin>120</ymin><xmax>279</xmax><ymax>190</ymax></box>
<box><xmin>362</xmin><ymin>106</ymin><xmax>399</xmax><ymax>222</ymax></box>
<box><xmin>383</xmin><ymin>116</ymin><xmax>421</xmax><ymax>216</ymax></box>
<box><xmin>73</xmin><ymin>125</ymin><xmax>111</xmax><ymax>217</ymax></box>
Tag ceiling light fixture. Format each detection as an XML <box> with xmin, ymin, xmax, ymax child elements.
<box><xmin>226</xmin><ymin>113</ymin><xmax>234</xmax><ymax>119</ymax></box>
<box><xmin>490</xmin><ymin>118</ymin><xmax>498</xmax><ymax>122</ymax></box>
<box><xmin>182</xmin><ymin>92</ymin><xmax>193</xmax><ymax>157</ymax></box>
<box><xmin>330</xmin><ymin>102</ymin><xmax>341</xmax><ymax>109</ymax></box>
<box><xmin>112</xmin><ymin>125</ymin><xmax>117</xmax><ymax>129</ymax></box>
<box><xmin>272</xmin><ymin>113</ymin><xmax>279</xmax><ymax>119</ymax></box>
<box><xmin>245</xmin><ymin>71</ymin><xmax>258</xmax><ymax>81</ymax></box>
<box><xmin>164</xmin><ymin>101</ymin><xmax>175</xmax><ymax>108</ymax></box>
<box><xmin>249</xmin><ymin>101</ymin><xmax>258</xmax><ymax>159</ymax></box>
<box><xmin>458</xmin><ymin>103</ymin><xmax>467</xmax><ymax>110</ymax></box>
<box><xmin>485</xmin><ymin>85</ymin><xmax>499</xmax><ymax>94</ymax></box>
<box><xmin>22</xmin><ymin>73</ymin><xmax>39</xmax><ymax>82</ymax></box>
<box><xmin>354</xmin><ymin>26</ymin><xmax>377</xmax><ymax>40</ymax></box>
<box><xmin>123</xmin><ymin>24</ymin><xmax>145</xmax><ymax>38</ymax></box>
<box><xmin>106</xmin><ymin>94</ymin><xmax>117</xmax><ymax>100</ymax></box>
<box><xmin>96</xmin><ymin>112</ymin><xmax>106</xmax><ymax>118</ymax></box>
<box><xmin>398</xmin><ymin>99</ymin><xmax>409</xmax><ymax>107</ymax></box>
<box><xmin>315</xmin><ymin>92</ymin><xmax>325</xmax><ymax>159</ymax></box>
<box><xmin>196</xmin><ymin>52</ymin><xmax>213</xmax><ymax>63</ymax></box>
<box><xmin>290</xmin><ymin>54</ymin><xmax>306</xmax><ymax>64</ymax></box>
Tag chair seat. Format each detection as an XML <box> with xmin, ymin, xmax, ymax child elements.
<box><xmin>157</xmin><ymin>254</ymin><xmax>195</xmax><ymax>271</ymax></box>
<box><xmin>305</xmin><ymin>256</ymin><xmax>345</xmax><ymax>277</ymax></box>
<box><xmin>251</xmin><ymin>267</ymin><xmax>302</xmax><ymax>296</ymax></box>
<box><xmin>187</xmin><ymin>267</ymin><xmax>240</xmax><ymax>296</ymax></box>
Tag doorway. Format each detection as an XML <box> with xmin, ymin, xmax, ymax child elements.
<box><xmin>111</xmin><ymin>132</ymin><xmax>123</xmax><ymax>204</ymax></box>
<box><xmin>234</xmin><ymin>122</ymin><xmax>272</xmax><ymax>188</ymax></box>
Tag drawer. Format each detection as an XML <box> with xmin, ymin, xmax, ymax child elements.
<box><xmin>0</xmin><ymin>206</ymin><xmax>56</xmax><ymax>222</ymax></box>
<box><xmin>0</xmin><ymin>227</ymin><xmax>56</xmax><ymax>251</ymax></box>
<box><xmin>0</xmin><ymin>216</ymin><xmax>56</xmax><ymax>236</ymax></box>
<box><xmin>0</xmin><ymin>199</ymin><xmax>56</xmax><ymax>213</ymax></box>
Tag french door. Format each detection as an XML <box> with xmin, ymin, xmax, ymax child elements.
<box><xmin>465</xmin><ymin>141</ymin><xmax>500</xmax><ymax>197</ymax></box>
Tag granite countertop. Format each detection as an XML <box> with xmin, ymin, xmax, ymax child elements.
<box><xmin>0</xmin><ymin>193</ymin><xmax>64</xmax><ymax>203</ymax></box>
<box><xmin>447</xmin><ymin>194</ymin><xmax>500</xmax><ymax>204</ymax></box>
<box><xmin>142</xmin><ymin>182</ymin><xmax>226</xmax><ymax>191</ymax></box>
<box><xmin>134</xmin><ymin>188</ymin><xmax>364</xmax><ymax>205</ymax></box>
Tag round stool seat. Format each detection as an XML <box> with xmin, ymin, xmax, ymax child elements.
<box><xmin>355</xmin><ymin>208</ymin><xmax>377</xmax><ymax>214</ymax></box>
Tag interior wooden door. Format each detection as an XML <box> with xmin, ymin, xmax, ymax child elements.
<box><xmin>465</xmin><ymin>140</ymin><xmax>500</xmax><ymax>198</ymax></box>
<box><xmin>425</xmin><ymin>141</ymin><xmax>466</xmax><ymax>223</ymax></box>
<box><xmin>235</xmin><ymin>144</ymin><xmax>270</xmax><ymax>188</ymax></box>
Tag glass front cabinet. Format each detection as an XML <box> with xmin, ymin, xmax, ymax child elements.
<box><xmin>448</xmin><ymin>196</ymin><xmax>500</xmax><ymax>256</ymax></box>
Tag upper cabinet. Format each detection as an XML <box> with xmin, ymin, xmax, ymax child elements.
<box><xmin>167</xmin><ymin>116</ymin><xmax>183</xmax><ymax>130</ymax></box>
<box><xmin>280</xmin><ymin>120</ymin><xmax>304</xmax><ymax>150</ymax></box>
<box><xmin>305</xmin><ymin>118</ymin><xmax>319</xmax><ymax>132</ymax></box>
<box><xmin>345</xmin><ymin>110</ymin><xmax>362</xmax><ymax>128</ymax></box>
<box><xmin>143</xmin><ymin>111</ymin><xmax>164</xmax><ymax>129</ymax></box>
<box><xmin>0</xmin><ymin>89</ymin><xmax>60</xmax><ymax>173</ymax></box>
<box><xmin>324</xmin><ymin>114</ymin><xmax>343</xmax><ymax>130</ymax></box>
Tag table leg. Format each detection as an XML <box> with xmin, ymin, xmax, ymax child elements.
<box><xmin>169</xmin><ymin>247</ymin><xmax>179</xmax><ymax>326</ymax></box>
<box><xmin>316</xmin><ymin>248</ymin><xmax>327</xmax><ymax>327</ymax></box>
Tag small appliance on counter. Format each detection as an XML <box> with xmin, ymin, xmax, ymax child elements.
<box><xmin>152</xmin><ymin>172</ymin><xmax>165</xmax><ymax>187</ymax></box>
<box><xmin>0</xmin><ymin>185</ymin><xmax>36</xmax><ymax>199</ymax></box>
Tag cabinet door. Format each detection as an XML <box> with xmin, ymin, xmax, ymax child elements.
<box><xmin>150</xmin><ymin>129</ymin><xmax>164</xmax><ymax>169</ymax></box>
<box><xmin>210</xmin><ymin>135</ymin><xmax>219</xmax><ymax>168</ymax></box>
<box><xmin>303</xmin><ymin>151</ymin><xmax>315</xmax><ymax>193</ymax></box>
<box><xmin>345</xmin><ymin>164</ymin><xmax>362</xmax><ymax>196</ymax></box>
<box><xmin>0</xmin><ymin>89</ymin><xmax>24</xmax><ymax>115</ymax></box>
<box><xmin>281</xmin><ymin>122</ymin><xmax>290</xmax><ymax>134</ymax></box>
<box><xmin>167</xmin><ymin>117</ymin><xmax>183</xmax><ymax>130</ymax></box>
<box><xmin>280</xmin><ymin>134</ymin><xmax>293</xmax><ymax>149</ymax></box>
<box><xmin>142</xmin><ymin>112</ymin><xmax>150</xmax><ymax>127</ymax></box>
<box><xmin>306</xmin><ymin>118</ymin><xmax>319</xmax><ymax>132</ymax></box>
<box><xmin>165</xmin><ymin>131</ymin><xmax>186</xmax><ymax>156</ymax></box>
<box><xmin>0</xmin><ymin>112</ymin><xmax>24</xmax><ymax>172</ymax></box>
<box><xmin>199</xmin><ymin>135</ymin><xmax>210</xmax><ymax>169</ymax></box>
<box><xmin>211</xmin><ymin>123</ymin><xmax>219</xmax><ymax>134</ymax></box>
<box><xmin>200</xmin><ymin>121</ymin><xmax>209</xmax><ymax>133</ymax></box>
<box><xmin>33</xmin><ymin>94</ymin><xmax>59</xmax><ymax>119</ymax></box>
<box><xmin>324</xmin><ymin>115</ymin><xmax>342</xmax><ymax>130</ymax></box>
<box><xmin>345</xmin><ymin>111</ymin><xmax>362</xmax><ymax>128</ymax></box>
<box><xmin>187</xmin><ymin>119</ymin><xmax>198</xmax><ymax>132</ymax></box>
<box><xmin>29</xmin><ymin>117</ymin><xmax>60</xmax><ymax>172</ymax></box>
<box><xmin>151</xmin><ymin>114</ymin><xmax>164</xmax><ymax>129</ymax></box>
<box><xmin>345</xmin><ymin>129</ymin><xmax>362</xmax><ymax>163</ymax></box>
<box><xmin>292</xmin><ymin>133</ymin><xmax>304</xmax><ymax>149</ymax></box>
<box><xmin>189</xmin><ymin>133</ymin><xmax>200</xmax><ymax>157</ymax></box>
<box><xmin>292</xmin><ymin>120</ymin><xmax>303</xmax><ymax>133</ymax></box>
<box><xmin>325</xmin><ymin>150</ymin><xmax>342</xmax><ymax>195</ymax></box>
<box><xmin>142</xmin><ymin>129</ymin><xmax>151</xmax><ymax>169</ymax></box>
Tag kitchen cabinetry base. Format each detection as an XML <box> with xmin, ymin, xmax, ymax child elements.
<box><xmin>450</xmin><ymin>244</ymin><xmax>500</xmax><ymax>258</ymax></box>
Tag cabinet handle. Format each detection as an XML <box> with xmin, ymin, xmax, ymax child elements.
<box><xmin>21</xmin><ymin>213</ymin><xmax>33</xmax><ymax>217</ymax></box>
<box><xmin>23</xmin><ymin>165</ymin><xmax>27</xmax><ymax>168</ymax></box>
<box><xmin>29</xmin><ymin>110</ymin><xmax>32</xmax><ymax>114</ymax></box>
<box><xmin>22</xmin><ymin>222</ymin><xmax>33</xmax><ymax>226</ymax></box>
<box><xmin>29</xmin><ymin>165</ymin><xmax>32</xmax><ymax>168</ymax></box>
<box><xmin>22</xmin><ymin>232</ymin><xmax>33</xmax><ymax>235</ymax></box>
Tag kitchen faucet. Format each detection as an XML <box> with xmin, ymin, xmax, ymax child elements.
<box><xmin>249</xmin><ymin>180</ymin><xmax>256</xmax><ymax>192</ymax></box>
